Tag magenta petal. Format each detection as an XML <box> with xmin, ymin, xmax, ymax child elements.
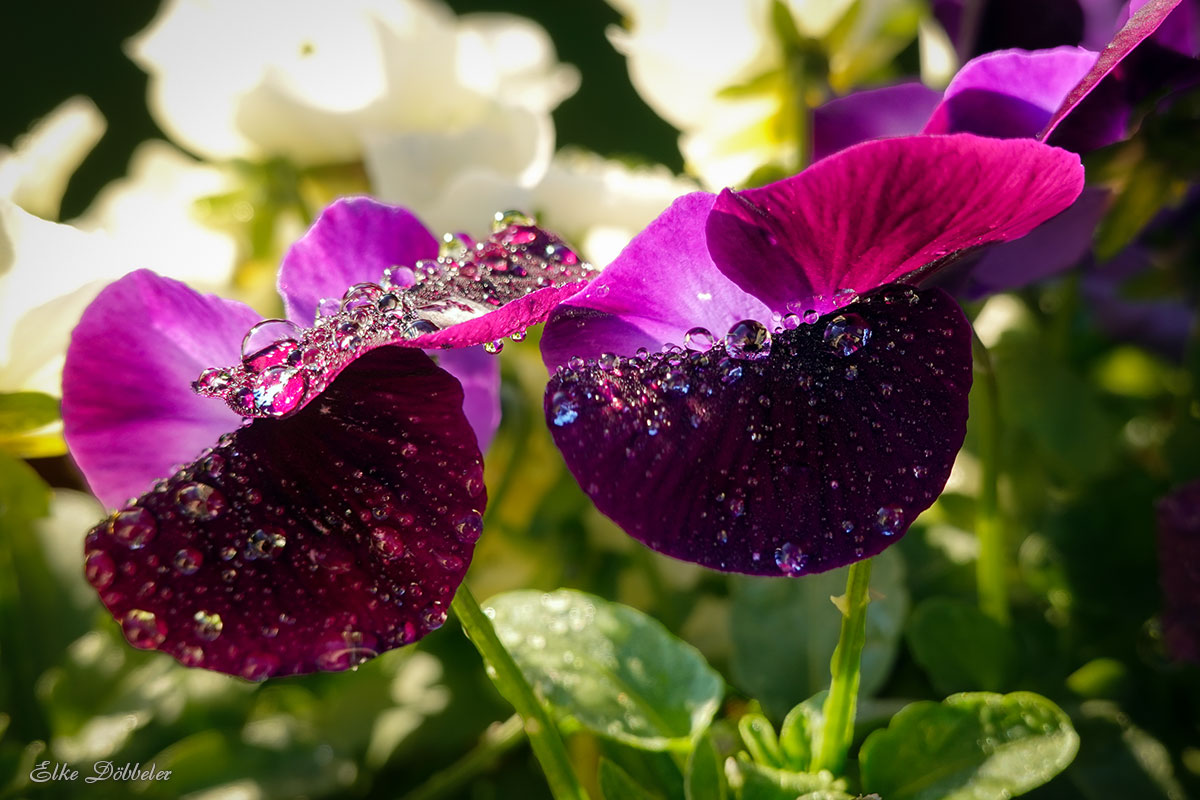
<box><xmin>924</xmin><ymin>47</ymin><xmax>1099</xmax><ymax>138</ymax></box>
<box><xmin>82</xmin><ymin>346</ymin><xmax>485</xmax><ymax>678</ymax></box>
<box><xmin>278</xmin><ymin>197</ymin><xmax>438</xmax><ymax>324</ymax></box>
<box><xmin>813</xmin><ymin>83</ymin><xmax>942</xmax><ymax>161</ymax></box>
<box><xmin>540</xmin><ymin>193</ymin><xmax>772</xmax><ymax>370</ymax></box>
<box><xmin>706</xmin><ymin>135</ymin><xmax>1085</xmax><ymax>314</ymax></box>
<box><xmin>435</xmin><ymin>347</ymin><xmax>501</xmax><ymax>450</ymax></box>
<box><xmin>63</xmin><ymin>271</ymin><xmax>261</xmax><ymax>508</ymax></box>
<box><xmin>1157</xmin><ymin>479</ymin><xmax>1200</xmax><ymax>663</ymax></box>
<box><xmin>545</xmin><ymin>285</ymin><xmax>971</xmax><ymax>576</ymax></box>
<box><xmin>1039</xmin><ymin>0</ymin><xmax>1185</xmax><ymax>140</ymax></box>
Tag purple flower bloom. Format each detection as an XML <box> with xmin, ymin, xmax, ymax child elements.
<box><xmin>64</xmin><ymin>197</ymin><xmax>594</xmax><ymax>678</ymax></box>
<box><xmin>1157</xmin><ymin>479</ymin><xmax>1200</xmax><ymax>663</ymax></box>
<box><xmin>540</xmin><ymin>134</ymin><xmax>1083</xmax><ymax>577</ymax></box>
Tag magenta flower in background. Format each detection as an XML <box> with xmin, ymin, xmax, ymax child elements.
<box><xmin>540</xmin><ymin>134</ymin><xmax>1084</xmax><ymax>577</ymax></box>
<box><xmin>1157</xmin><ymin>479</ymin><xmax>1200</xmax><ymax>663</ymax></box>
<box><xmin>64</xmin><ymin>197</ymin><xmax>594</xmax><ymax>679</ymax></box>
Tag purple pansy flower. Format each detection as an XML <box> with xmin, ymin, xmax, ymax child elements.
<box><xmin>812</xmin><ymin>0</ymin><xmax>1186</xmax><ymax>298</ymax></box>
<box><xmin>539</xmin><ymin>134</ymin><xmax>1083</xmax><ymax>577</ymax></box>
<box><xmin>64</xmin><ymin>197</ymin><xmax>594</xmax><ymax>679</ymax></box>
<box><xmin>1157</xmin><ymin>479</ymin><xmax>1200</xmax><ymax>663</ymax></box>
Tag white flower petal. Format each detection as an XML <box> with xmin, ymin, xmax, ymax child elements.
<box><xmin>0</xmin><ymin>96</ymin><xmax>106</xmax><ymax>220</ymax></box>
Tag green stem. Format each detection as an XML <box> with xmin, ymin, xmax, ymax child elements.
<box><xmin>451</xmin><ymin>585</ymin><xmax>590</xmax><ymax>800</ymax></box>
<box><xmin>400</xmin><ymin>714</ymin><xmax>526</xmax><ymax>800</ymax></box>
<box><xmin>972</xmin><ymin>333</ymin><xmax>1010</xmax><ymax>625</ymax></box>
<box><xmin>813</xmin><ymin>558</ymin><xmax>873</xmax><ymax>775</ymax></box>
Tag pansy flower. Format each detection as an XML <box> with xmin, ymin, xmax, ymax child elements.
<box><xmin>540</xmin><ymin>134</ymin><xmax>1083</xmax><ymax>576</ymax></box>
<box><xmin>812</xmin><ymin>0</ymin><xmax>1187</xmax><ymax>298</ymax></box>
<box><xmin>64</xmin><ymin>197</ymin><xmax>594</xmax><ymax>678</ymax></box>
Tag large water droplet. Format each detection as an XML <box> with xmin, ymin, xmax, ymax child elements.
<box><xmin>774</xmin><ymin>542</ymin><xmax>807</xmax><ymax>575</ymax></box>
<box><xmin>194</xmin><ymin>367</ymin><xmax>230</xmax><ymax>393</ymax></box>
<box><xmin>246</xmin><ymin>527</ymin><xmax>287</xmax><ymax>560</ymax></box>
<box><xmin>483</xmin><ymin>339</ymin><xmax>504</xmax><ymax>354</ymax></box>
<box><xmin>122</xmin><ymin>609</ymin><xmax>167</xmax><ymax>649</ymax></box>
<box><xmin>550</xmin><ymin>389</ymin><xmax>579</xmax><ymax>427</ymax></box>
<box><xmin>175</xmin><ymin>482</ymin><xmax>226</xmax><ymax>521</ymax></box>
<box><xmin>85</xmin><ymin>550</ymin><xmax>115</xmax><ymax>588</ymax></box>
<box><xmin>725</xmin><ymin>320</ymin><xmax>772</xmax><ymax>361</ymax></box>
<box><xmin>684</xmin><ymin>327</ymin><xmax>715</xmax><ymax>351</ymax></box>
<box><xmin>241</xmin><ymin>319</ymin><xmax>303</xmax><ymax>370</ymax></box>
<box><xmin>173</xmin><ymin>547</ymin><xmax>203</xmax><ymax>575</ymax></box>
<box><xmin>824</xmin><ymin>313</ymin><xmax>871</xmax><ymax>356</ymax></box>
<box><xmin>193</xmin><ymin>610</ymin><xmax>224</xmax><ymax>641</ymax></box>
<box><xmin>454</xmin><ymin>513</ymin><xmax>483</xmax><ymax>543</ymax></box>
<box><xmin>492</xmin><ymin>210</ymin><xmax>535</xmax><ymax>232</ymax></box>
<box><xmin>402</xmin><ymin>318</ymin><xmax>440</xmax><ymax>338</ymax></box>
<box><xmin>876</xmin><ymin>505</ymin><xmax>904</xmax><ymax>536</ymax></box>
<box><xmin>238</xmin><ymin>366</ymin><xmax>310</xmax><ymax>418</ymax></box>
<box><xmin>371</xmin><ymin>527</ymin><xmax>406</xmax><ymax>559</ymax></box>
<box><xmin>340</xmin><ymin>282</ymin><xmax>384</xmax><ymax>312</ymax></box>
<box><xmin>110</xmin><ymin>507</ymin><xmax>158</xmax><ymax>548</ymax></box>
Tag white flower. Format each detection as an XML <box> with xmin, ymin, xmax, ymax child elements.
<box><xmin>0</xmin><ymin>96</ymin><xmax>105</xmax><ymax>221</ymax></box>
<box><xmin>130</xmin><ymin>0</ymin><xmax>578</xmax><ymax>220</ymax></box>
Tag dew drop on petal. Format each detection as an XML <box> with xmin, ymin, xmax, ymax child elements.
<box><xmin>725</xmin><ymin>320</ymin><xmax>772</xmax><ymax>361</ymax></box>
<box><xmin>173</xmin><ymin>547</ymin><xmax>203</xmax><ymax>575</ymax></box>
<box><xmin>774</xmin><ymin>542</ymin><xmax>807</xmax><ymax>575</ymax></box>
<box><xmin>174</xmin><ymin>482</ymin><xmax>226</xmax><ymax>521</ymax></box>
<box><xmin>824</xmin><ymin>313</ymin><xmax>871</xmax><ymax>356</ymax></box>
<box><xmin>340</xmin><ymin>282</ymin><xmax>385</xmax><ymax>312</ymax></box>
<box><xmin>85</xmin><ymin>550</ymin><xmax>115</xmax><ymax>588</ymax></box>
<box><xmin>241</xmin><ymin>319</ymin><xmax>303</xmax><ymax>370</ymax></box>
<box><xmin>194</xmin><ymin>367</ymin><xmax>230</xmax><ymax>393</ymax></box>
<box><xmin>245</xmin><ymin>527</ymin><xmax>287</xmax><ymax>560</ymax></box>
<box><xmin>493</xmin><ymin>210</ymin><xmax>535</xmax><ymax>231</ymax></box>
<box><xmin>240</xmin><ymin>652</ymin><xmax>280</xmax><ymax>682</ymax></box>
<box><xmin>372</xmin><ymin>527</ymin><xmax>406</xmax><ymax>559</ymax></box>
<box><xmin>454</xmin><ymin>513</ymin><xmax>483</xmax><ymax>543</ymax></box>
<box><xmin>876</xmin><ymin>505</ymin><xmax>905</xmax><ymax>536</ymax></box>
<box><xmin>684</xmin><ymin>327</ymin><xmax>715</xmax><ymax>351</ymax></box>
<box><xmin>550</xmin><ymin>389</ymin><xmax>580</xmax><ymax>427</ymax></box>
<box><xmin>122</xmin><ymin>609</ymin><xmax>167</xmax><ymax>649</ymax></box>
<box><xmin>110</xmin><ymin>507</ymin><xmax>158</xmax><ymax>548</ymax></box>
<box><xmin>483</xmin><ymin>339</ymin><xmax>504</xmax><ymax>354</ymax></box>
<box><xmin>193</xmin><ymin>609</ymin><xmax>224</xmax><ymax>641</ymax></box>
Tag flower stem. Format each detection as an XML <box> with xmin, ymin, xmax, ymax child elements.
<box><xmin>813</xmin><ymin>558</ymin><xmax>873</xmax><ymax>775</ymax></box>
<box><xmin>400</xmin><ymin>714</ymin><xmax>526</xmax><ymax>800</ymax></box>
<box><xmin>451</xmin><ymin>585</ymin><xmax>590</xmax><ymax>800</ymax></box>
<box><xmin>971</xmin><ymin>332</ymin><xmax>1010</xmax><ymax>625</ymax></box>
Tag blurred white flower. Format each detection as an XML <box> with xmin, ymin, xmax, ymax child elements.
<box><xmin>131</xmin><ymin>0</ymin><xmax>578</xmax><ymax>218</ymax></box>
<box><xmin>607</xmin><ymin>0</ymin><xmax>922</xmax><ymax>188</ymax></box>
<box><xmin>0</xmin><ymin>96</ymin><xmax>105</xmax><ymax>221</ymax></box>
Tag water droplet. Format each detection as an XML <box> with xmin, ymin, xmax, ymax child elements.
<box><xmin>193</xmin><ymin>610</ymin><xmax>224</xmax><ymax>641</ymax></box>
<box><xmin>550</xmin><ymin>389</ymin><xmax>579</xmax><ymax>427</ymax></box>
<box><xmin>315</xmin><ymin>631</ymin><xmax>379</xmax><ymax>671</ymax></box>
<box><xmin>876</xmin><ymin>505</ymin><xmax>904</xmax><ymax>536</ymax></box>
<box><xmin>122</xmin><ymin>609</ymin><xmax>166</xmax><ymax>649</ymax></box>
<box><xmin>597</xmin><ymin>352</ymin><xmax>620</xmax><ymax>373</ymax></box>
<box><xmin>775</xmin><ymin>542</ymin><xmax>807</xmax><ymax>575</ymax></box>
<box><xmin>377</xmin><ymin>293</ymin><xmax>400</xmax><ymax>312</ymax></box>
<box><xmin>725</xmin><ymin>320</ymin><xmax>772</xmax><ymax>361</ymax></box>
<box><xmin>438</xmin><ymin>232</ymin><xmax>472</xmax><ymax>260</ymax></box>
<box><xmin>246</xmin><ymin>527</ymin><xmax>287</xmax><ymax>560</ymax></box>
<box><xmin>454</xmin><ymin>513</ymin><xmax>483</xmax><ymax>543</ymax></box>
<box><xmin>237</xmin><ymin>366</ymin><xmax>310</xmax><ymax>417</ymax></box>
<box><xmin>718</xmin><ymin>357</ymin><xmax>743</xmax><ymax>384</ymax></box>
<box><xmin>241</xmin><ymin>319</ymin><xmax>303</xmax><ymax>370</ymax></box>
<box><xmin>803</xmin><ymin>309</ymin><xmax>819</xmax><ymax>324</ymax></box>
<box><xmin>492</xmin><ymin>209</ymin><xmax>534</xmax><ymax>232</ymax></box>
<box><xmin>372</xmin><ymin>527</ymin><xmax>406</xmax><ymax>559</ymax></box>
<box><xmin>110</xmin><ymin>507</ymin><xmax>158</xmax><ymax>548</ymax></box>
<box><xmin>402</xmin><ymin>318</ymin><xmax>440</xmax><ymax>338</ymax></box>
<box><xmin>844</xmin><ymin>365</ymin><xmax>858</xmax><ymax>381</ymax></box>
<box><xmin>684</xmin><ymin>327</ymin><xmax>715</xmax><ymax>351</ymax></box>
<box><xmin>194</xmin><ymin>367</ymin><xmax>230</xmax><ymax>393</ymax></box>
<box><xmin>175</xmin><ymin>482</ymin><xmax>226</xmax><ymax>520</ymax></box>
<box><xmin>662</xmin><ymin>368</ymin><xmax>690</xmax><ymax>394</ymax></box>
<box><xmin>729</xmin><ymin>497</ymin><xmax>745</xmax><ymax>517</ymax></box>
<box><xmin>240</xmin><ymin>652</ymin><xmax>280</xmax><ymax>681</ymax></box>
<box><xmin>85</xmin><ymin>550</ymin><xmax>115</xmax><ymax>588</ymax></box>
<box><xmin>173</xmin><ymin>547</ymin><xmax>203</xmax><ymax>575</ymax></box>
<box><xmin>782</xmin><ymin>313</ymin><xmax>801</xmax><ymax>330</ymax></box>
<box><xmin>483</xmin><ymin>339</ymin><xmax>504</xmax><ymax>354</ymax></box>
<box><xmin>824</xmin><ymin>313</ymin><xmax>871</xmax><ymax>356</ymax></box>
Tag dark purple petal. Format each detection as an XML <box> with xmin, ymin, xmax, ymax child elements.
<box><xmin>1039</xmin><ymin>0</ymin><xmax>1186</xmax><ymax>141</ymax></box>
<box><xmin>923</xmin><ymin>48</ymin><xmax>1100</xmax><ymax>139</ymax></box>
<box><xmin>1157</xmin><ymin>479</ymin><xmax>1200</xmax><ymax>663</ymax></box>
<box><xmin>812</xmin><ymin>83</ymin><xmax>941</xmax><ymax>161</ymax></box>
<box><xmin>1146</xmin><ymin>0</ymin><xmax>1199</xmax><ymax>56</ymax></box>
<box><xmin>706</xmin><ymin>135</ymin><xmax>1084</xmax><ymax>315</ymax></box>
<box><xmin>83</xmin><ymin>345</ymin><xmax>485</xmax><ymax>678</ymax></box>
<box><xmin>278</xmin><ymin>197</ymin><xmax>438</xmax><ymax>325</ymax></box>
<box><xmin>63</xmin><ymin>271</ymin><xmax>261</xmax><ymax>508</ymax></box>
<box><xmin>1081</xmin><ymin>246</ymin><xmax>1196</xmax><ymax>361</ymax></box>
<box><xmin>958</xmin><ymin>188</ymin><xmax>1110</xmax><ymax>298</ymax></box>
<box><xmin>541</xmin><ymin>193</ymin><xmax>771</xmax><ymax>370</ymax></box>
<box><xmin>545</xmin><ymin>285</ymin><xmax>971</xmax><ymax>577</ymax></box>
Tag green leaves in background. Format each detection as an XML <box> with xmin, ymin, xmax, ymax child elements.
<box><xmin>724</xmin><ymin>754</ymin><xmax>851</xmax><ymax>800</ymax></box>
<box><xmin>0</xmin><ymin>391</ymin><xmax>65</xmax><ymax>458</ymax></box>
<box><xmin>730</xmin><ymin>547</ymin><xmax>908</xmax><ymax>718</ymax></box>
<box><xmin>858</xmin><ymin>691</ymin><xmax>1079</xmax><ymax>800</ymax></box>
<box><xmin>686</xmin><ymin>732</ymin><xmax>728</xmax><ymax>800</ymax></box>
<box><xmin>906</xmin><ymin>598</ymin><xmax>1018</xmax><ymax>695</ymax></box>
<box><xmin>484</xmin><ymin>589</ymin><xmax>724</xmax><ymax>750</ymax></box>
<box><xmin>600</xmin><ymin>758</ymin><xmax>662</xmax><ymax>800</ymax></box>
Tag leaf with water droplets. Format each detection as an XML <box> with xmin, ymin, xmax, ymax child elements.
<box><xmin>545</xmin><ymin>285</ymin><xmax>971</xmax><ymax>576</ymax></box>
<box><xmin>482</xmin><ymin>589</ymin><xmax>723</xmax><ymax>751</ymax></box>
<box><xmin>858</xmin><ymin>692</ymin><xmax>1079</xmax><ymax>800</ymax></box>
<box><xmin>82</xmin><ymin>347</ymin><xmax>485</xmax><ymax>679</ymax></box>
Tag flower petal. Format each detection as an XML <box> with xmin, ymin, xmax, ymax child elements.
<box><xmin>278</xmin><ymin>196</ymin><xmax>439</xmax><ymax>325</ymax></box>
<box><xmin>924</xmin><ymin>47</ymin><xmax>1099</xmax><ymax>138</ymax></box>
<box><xmin>1038</xmin><ymin>0</ymin><xmax>1185</xmax><ymax>141</ymax></box>
<box><xmin>540</xmin><ymin>192</ymin><xmax>772</xmax><ymax>370</ymax></box>
<box><xmin>63</xmin><ymin>270</ymin><xmax>260</xmax><ymax>508</ymax></box>
<box><xmin>82</xmin><ymin>345</ymin><xmax>485</xmax><ymax>678</ymax></box>
<box><xmin>705</xmin><ymin>134</ymin><xmax>1084</xmax><ymax>315</ymax></box>
<box><xmin>1157</xmin><ymin>479</ymin><xmax>1200</xmax><ymax>663</ymax></box>
<box><xmin>812</xmin><ymin>82</ymin><xmax>941</xmax><ymax>161</ymax></box>
<box><xmin>436</xmin><ymin>347</ymin><xmax>501</xmax><ymax>450</ymax></box>
<box><xmin>545</xmin><ymin>285</ymin><xmax>971</xmax><ymax>576</ymax></box>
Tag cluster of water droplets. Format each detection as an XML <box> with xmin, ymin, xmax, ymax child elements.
<box><xmin>194</xmin><ymin>211</ymin><xmax>595</xmax><ymax>419</ymax></box>
<box><xmin>545</xmin><ymin>284</ymin><xmax>965</xmax><ymax>577</ymax></box>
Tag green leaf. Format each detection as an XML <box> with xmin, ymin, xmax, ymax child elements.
<box><xmin>484</xmin><ymin>589</ymin><xmax>724</xmax><ymax>750</ymax></box>
<box><xmin>905</xmin><ymin>598</ymin><xmax>1018</xmax><ymax>694</ymax></box>
<box><xmin>778</xmin><ymin>692</ymin><xmax>826</xmax><ymax>772</ymax></box>
<box><xmin>600</xmin><ymin>758</ymin><xmax>663</xmax><ymax>800</ymax></box>
<box><xmin>686</xmin><ymin>733</ymin><xmax>728</xmax><ymax>800</ymax></box>
<box><xmin>1066</xmin><ymin>701</ymin><xmax>1187</xmax><ymax>800</ymax></box>
<box><xmin>724</xmin><ymin>755</ymin><xmax>851</xmax><ymax>800</ymax></box>
<box><xmin>730</xmin><ymin>547</ymin><xmax>908</xmax><ymax>718</ymax></box>
<box><xmin>738</xmin><ymin>714</ymin><xmax>785</xmax><ymax>768</ymax></box>
<box><xmin>859</xmin><ymin>691</ymin><xmax>1079</xmax><ymax>800</ymax></box>
<box><xmin>0</xmin><ymin>392</ymin><xmax>65</xmax><ymax>459</ymax></box>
